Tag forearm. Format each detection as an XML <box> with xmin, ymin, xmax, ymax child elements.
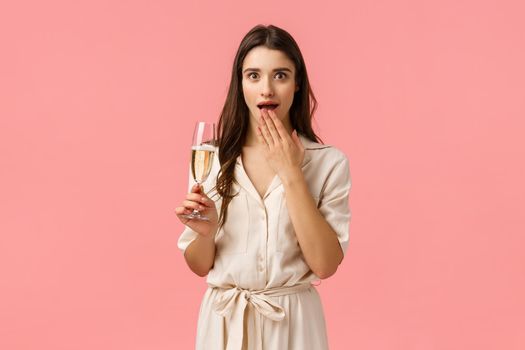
<box><xmin>184</xmin><ymin>233</ymin><xmax>216</xmax><ymax>277</ymax></box>
<box><xmin>281</xmin><ymin>169</ymin><xmax>344</xmax><ymax>279</ymax></box>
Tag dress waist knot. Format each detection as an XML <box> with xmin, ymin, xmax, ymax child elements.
<box><xmin>211</xmin><ymin>283</ymin><xmax>313</xmax><ymax>350</ymax></box>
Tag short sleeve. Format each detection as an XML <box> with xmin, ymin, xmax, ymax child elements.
<box><xmin>176</xmin><ymin>148</ymin><xmax>220</xmax><ymax>254</ymax></box>
<box><xmin>177</xmin><ymin>226</ymin><xmax>198</xmax><ymax>254</ymax></box>
<box><xmin>318</xmin><ymin>154</ymin><xmax>352</xmax><ymax>256</ymax></box>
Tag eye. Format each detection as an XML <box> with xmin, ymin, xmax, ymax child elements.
<box><xmin>275</xmin><ymin>72</ymin><xmax>287</xmax><ymax>79</ymax></box>
<box><xmin>247</xmin><ymin>72</ymin><xmax>258</xmax><ymax>79</ymax></box>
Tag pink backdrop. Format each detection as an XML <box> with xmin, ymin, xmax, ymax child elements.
<box><xmin>1</xmin><ymin>0</ymin><xmax>524</xmax><ymax>349</ymax></box>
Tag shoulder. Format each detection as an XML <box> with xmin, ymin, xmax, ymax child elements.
<box><xmin>299</xmin><ymin>134</ymin><xmax>349</xmax><ymax>166</ymax></box>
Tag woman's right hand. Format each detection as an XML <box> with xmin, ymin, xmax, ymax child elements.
<box><xmin>175</xmin><ymin>183</ymin><xmax>218</xmax><ymax>238</ymax></box>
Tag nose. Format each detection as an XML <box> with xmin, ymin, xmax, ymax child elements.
<box><xmin>260</xmin><ymin>76</ymin><xmax>274</xmax><ymax>97</ymax></box>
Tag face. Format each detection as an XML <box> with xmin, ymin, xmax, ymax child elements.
<box><xmin>241</xmin><ymin>46</ymin><xmax>299</xmax><ymax>126</ymax></box>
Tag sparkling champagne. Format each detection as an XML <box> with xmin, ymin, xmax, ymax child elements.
<box><xmin>181</xmin><ymin>121</ymin><xmax>216</xmax><ymax>221</ymax></box>
<box><xmin>191</xmin><ymin>144</ymin><xmax>215</xmax><ymax>184</ymax></box>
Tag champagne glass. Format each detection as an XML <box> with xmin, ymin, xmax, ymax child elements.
<box><xmin>181</xmin><ymin>122</ymin><xmax>216</xmax><ymax>221</ymax></box>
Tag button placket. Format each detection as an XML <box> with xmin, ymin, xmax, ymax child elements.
<box><xmin>258</xmin><ymin>206</ymin><xmax>268</xmax><ymax>274</ymax></box>
<box><xmin>257</xmin><ymin>252</ymin><xmax>265</xmax><ymax>272</ymax></box>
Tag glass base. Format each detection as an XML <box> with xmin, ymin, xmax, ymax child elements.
<box><xmin>180</xmin><ymin>209</ymin><xmax>211</xmax><ymax>221</ymax></box>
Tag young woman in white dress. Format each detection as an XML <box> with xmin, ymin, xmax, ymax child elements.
<box><xmin>176</xmin><ymin>24</ymin><xmax>352</xmax><ymax>350</ymax></box>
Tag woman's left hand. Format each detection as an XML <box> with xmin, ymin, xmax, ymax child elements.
<box><xmin>256</xmin><ymin>108</ymin><xmax>305</xmax><ymax>181</ymax></box>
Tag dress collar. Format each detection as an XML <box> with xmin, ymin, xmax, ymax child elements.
<box><xmin>233</xmin><ymin>134</ymin><xmax>330</xmax><ymax>205</ymax></box>
<box><xmin>298</xmin><ymin>133</ymin><xmax>330</xmax><ymax>150</ymax></box>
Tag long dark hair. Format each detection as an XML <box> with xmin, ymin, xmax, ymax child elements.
<box><xmin>215</xmin><ymin>24</ymin><xmax>322</xmax><ymax>228</ymax></box>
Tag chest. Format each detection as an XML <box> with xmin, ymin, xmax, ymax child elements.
<box><xmin>241</xmin><ymin>149</ymin><xmax>276</xmax><ymax>199</ymax></box>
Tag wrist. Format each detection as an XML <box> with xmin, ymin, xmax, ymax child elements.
<box><xmin>280</xmin><ymin>167</ymin><xmax>305</xmax><ymax>186</ymax></box>
<box><xmin>197</xmin><ymin>228</ymin><xmax>217</xmax><ymax>241</ymax></box>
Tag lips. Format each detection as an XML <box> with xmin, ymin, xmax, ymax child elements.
<box><xmin>257</xmin><ymin>101</ymin><xmax>279</xmax><ymax>110</ymax></box>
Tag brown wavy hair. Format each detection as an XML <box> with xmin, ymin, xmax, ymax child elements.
<box><xmin>215</xmin><ymin>24</ymin><xmax>322</xmax><ymax>229</ymax></box>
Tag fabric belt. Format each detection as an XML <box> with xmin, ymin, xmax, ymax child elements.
<box><xmin>211</xmin><ymin>283</ymin><xmax>312</xmax><ymax>350</ymax></box>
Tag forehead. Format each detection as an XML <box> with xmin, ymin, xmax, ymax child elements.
<box><xmin>242</xmin><ymin>46</ymin><xmax>295</xmax><ymax>72</ymax></box>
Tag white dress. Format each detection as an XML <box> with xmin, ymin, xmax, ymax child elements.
<box><xmin>178</xmin><ymin>134</ymin><xmax>352</xmax><ymax>350</ymax></box>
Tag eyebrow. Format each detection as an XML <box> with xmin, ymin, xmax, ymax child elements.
<box><xmin>242</xmin><ymin>67</ymin><xmax>293</xmax><ymax>74</ymax></box>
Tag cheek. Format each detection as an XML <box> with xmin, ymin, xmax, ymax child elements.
<box><xmin>280</xmin><ymin>87</ymin><xmax>296</xmax><ymax>109</ymax></box>
<box><xmin>243</xmin><ymin>86</ymin><xmax>258</xmax><ymax>105</ymax></box>
<box><xmin>242</xmin><ymin>85</ymin><xmax>259</xmax><ymax>118</ymax></box>
<box><xmin>280</xmin><ymin>84</ymin><xmax>296</xmax><ymax>100</ymax></box>
<box><xmin>241</xmin><ymin>83</ymin><xmax>248</xmax><ymax>101</ymax></box>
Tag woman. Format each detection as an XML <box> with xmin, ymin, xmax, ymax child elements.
<box><xmin>176</xmin><ymin>24</ymin><xmax>351</xmax><ymax>350</ymax></box>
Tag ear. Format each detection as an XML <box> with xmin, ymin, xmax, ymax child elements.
<box><xmin>295</xmin><ymin>84</ymin><xmax>299</xmax><ymax>92</ymax></box>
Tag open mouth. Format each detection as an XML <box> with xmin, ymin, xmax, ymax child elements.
<box><xmin>257</xmin><ymin>102</ymin><xmax>279</xmax><ymax>110</ymax></box>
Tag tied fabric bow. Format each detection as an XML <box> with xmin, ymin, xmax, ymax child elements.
<box><xmin>212</xmin><ymin>284</ymin><xmax>312</xmax><ymax>350</ymax></box>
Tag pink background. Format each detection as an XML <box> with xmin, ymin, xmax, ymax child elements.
<box><xmin>1</xmin><ymin>0</ymin><xmax>524</xmax><ymax>349</ymax></box>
